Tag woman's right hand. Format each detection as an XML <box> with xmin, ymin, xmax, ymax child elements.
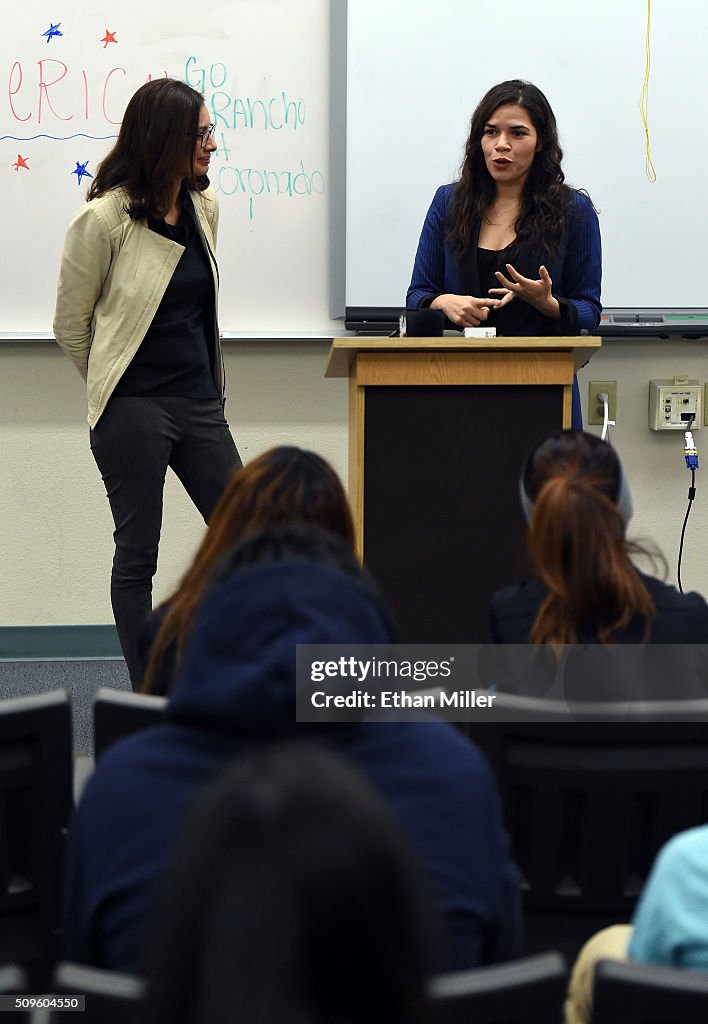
<box><xmin>430</xmin><ymin>293</ymin><xmax>500</xmax><ymax>327</ymax></box>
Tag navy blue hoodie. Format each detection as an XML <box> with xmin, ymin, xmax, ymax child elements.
<box><xmin>65</xmin><ymin>561</ymin><xmax>520</xmax><ymax>973</ymax></box>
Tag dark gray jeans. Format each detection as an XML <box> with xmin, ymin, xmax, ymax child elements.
<box><xmin>90</xmin><ymin>396</ymin><xmax>242</xmax><ymax>689</ymax></box>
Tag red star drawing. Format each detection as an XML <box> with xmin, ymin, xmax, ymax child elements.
<box><xmin>100</xmin><ymin>29</ymin><xmax>117</xmax><ymax>48</ymax></box>
<box><xmin>13</xmin><ymin>154</ymin><xmax>29</xmax><ymax>171</ymax></box>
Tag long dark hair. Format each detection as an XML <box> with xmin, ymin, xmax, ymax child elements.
<box><xmin>143</xmin><ymin>744</ymin><xmax>435</xmax><ymax>1024</ymax></box>
<box><xmin>88</xmin><ymin>78</ymin><xmax>208</xmax><ymax>219</ymax></box>
<box><xmin>446</xmin><ymin>79</ymin><xmax>572</xmax><ymax>261</ymax></box>
<box><xmin>523</xmin><ymin>431</ymin><xmax>657</xmax><ymax>644</ymax></box>
<box><xmin>142</xmin><ymin>447</ymin><xmax>356</xmax><ymax>694</ymax></box>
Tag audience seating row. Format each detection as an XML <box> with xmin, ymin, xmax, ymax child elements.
<box><xmin>4</xmin><ymin>688</ymin><xmax>708</xmax><ymax>1021</ymax></box>
<box><xmin>591</xmin><ymin>958</ymin><xmax>708</xmax><ymax>1024</ymax></box>
<box><xmin>4</xmin><ymin>954</ymin><xmax>708</xmax><ymax>1023</ymax></box>
<box><xmin>0</xmin><ymin>688</ymin><xmax>165</xmax><ymax>989</ymax></box>
<box><xmin>0</xmin><ymin>692</ymin><xmax>72</xmax><ymax>990</ymax></box>
<box><xmin>0</xmin><ymin>962</ymin><xmax>27</xmax><ymax>1023</ymax></box>
<box><xmin>465</xmin><ymin>692</ymin><xmax>708</xmax><ymax>959</ymax></box>
<box><xmin>92</xmin><ymin>686</ymin><xmax>166</xmax><ymax>760</ymax></box>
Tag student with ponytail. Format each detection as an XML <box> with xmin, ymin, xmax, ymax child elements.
<box><xmin>490</xmin><ymin>430</ymin><xmax>708</xmax><ymax>646</ymax></box>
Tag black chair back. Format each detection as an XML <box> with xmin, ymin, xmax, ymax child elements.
<box><xmin>50</xmin><ymin>962</ymin><xmax>146</xmax><ymax>1024</ymax></box>
<box><xmin>465</xmin><ymin>694</ymin><xmax>708</xmax><ymax>958</ymax></box>
<box><xmin>0</xmin><ymin>964</ymin><xmax>29</xmax><ymax>1023</ymax></box>
<box><xmin>430</xmin><ymin>950</ymin><xmax>567</xmax><ymax>1023</ymax></box>
<box><xmin>591</xmin><ymin>957</ymin><xmax>708</xmax><ymax>1023</ymax></box>
<box><xmin>0</xmin><ymin>691</ymin><xmax>72</xmax><ymax>989</ymax></box>
<box><xmin>93</xmin><ymin>687</ymin><xmax>166</xmax><ymax>761</ymax></box>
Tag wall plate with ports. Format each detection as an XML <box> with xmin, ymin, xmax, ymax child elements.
<box><xmin>649</xmin><ymin>378</ymin><xmax>701</xmax><ymax>430</ymax></box>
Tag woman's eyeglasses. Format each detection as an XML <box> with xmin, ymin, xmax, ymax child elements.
<box><xmin>189</xmin><ymin>124</ymin><xmax>216</xmax><ymax>149</ymax></box>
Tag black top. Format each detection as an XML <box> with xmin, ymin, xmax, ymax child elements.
<box><xmin>486</xmin><ymin>573</ymin><xmax>708</xmax><ymax>701</ymax></box>
<box><xmin>477</xmin><ymin>246</ymin><xmax>509</xmax><ymax>332</ymax></box>
<box><xmin>490</xmin><ymin>572</ymin><xmax>708</xmax><ymax>644</ymax></box>
<box><xmin>112</xmin><ymin>191</ymin><xmax>218</xmax><ymax>399</ymax></box>
<box><xmin>454</xmin><ymin>235</ymin><xmax>579</xmax><ymax>336</ymax></box>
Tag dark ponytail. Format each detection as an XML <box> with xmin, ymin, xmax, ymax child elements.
<box><xmin>523</xmin><ymin>431</ymin><xmax>656</xmax><ymax>644</ymax></box>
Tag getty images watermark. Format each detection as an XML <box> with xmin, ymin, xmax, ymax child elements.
<box><xmin>296</xmin><ymin>645</ymin><xmax>493</xmax><ymax>722</ymax></box>
<box><xmin>295</xmin><ymin>644</ymin><xmax>708</xmax><ymax>722</ymax></box>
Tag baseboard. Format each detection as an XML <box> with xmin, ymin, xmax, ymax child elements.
<box><xmin>0</xmin><ymin>625</ymin><xmax>122</xmax><ymax>660</ymax></box>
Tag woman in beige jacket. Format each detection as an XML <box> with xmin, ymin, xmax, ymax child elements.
<box><xmin>54</xmin><ymin>78</ymin><xmax>241</xmax><ymax>688</ymax></box>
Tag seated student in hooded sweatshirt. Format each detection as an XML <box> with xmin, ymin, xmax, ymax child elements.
<box><xmin>64</xmin><ymin>524</ymin><xmax>521</xmax><ymax>976</ymax></box>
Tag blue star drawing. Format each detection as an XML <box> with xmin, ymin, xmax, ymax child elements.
<box><xmin>42</xmin><ymin>22</ymin><xmax>63</xmax><ymax>43</ymax></box>
<box><xmin>72</xmin><ymin>160</ymin><xmax>92</xmax><ymax>185</ymax></box>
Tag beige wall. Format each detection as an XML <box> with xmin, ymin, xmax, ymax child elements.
<box><xmin>577</xmin><ymin>338</ymin><xmax>708</xmax><ymax>598</ymax></box>
<box><xmin>2</xmin><ymin>337</ymin><xmax>708</xmax><ymax>626</ymax></box>
<box><xmin>0</xmin><ymin>340</ymin><xmax>347</xmax><ymax>624</ymax></box>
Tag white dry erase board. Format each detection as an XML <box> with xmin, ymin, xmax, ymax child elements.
<box><xmin>5</xmin><ymin>2</ymin><xmax>703</xmax><ymax>338</ymax></box>
<box><xmin>0</xmin><ymin>0</ymin><xmax>334</xmax><ymax>337</ymax></box>
<box><xmin>343</xmin><ymin>0</ymin><xmax>708</xmax><ymax>314</ymax></box>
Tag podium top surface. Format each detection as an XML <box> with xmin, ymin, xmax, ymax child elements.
<box><xmin>324</xmin><ymin>336</ymin><xmax>602</xmax><ymax>378</ymax></box>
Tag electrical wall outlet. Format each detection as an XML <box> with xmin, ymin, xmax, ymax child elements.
<box><xmin>587</xmin><ymin>381</ymin><xmax>617</xmax><ymax>425</ymax></box>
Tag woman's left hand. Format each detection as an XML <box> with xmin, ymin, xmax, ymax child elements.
<box><xmin>490</xmin><ymin>264</ymin><xmax>561</xmax><ymax>320</ymax></box>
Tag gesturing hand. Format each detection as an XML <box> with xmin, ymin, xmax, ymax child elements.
<box><xmin>431</xmin><ymin>293</ymin><xmax>501</xmax><ymax>328</ymax></box>
<box><xmin>490</xmin><ymin>264</ymin><xmax>560</xmax><ymax>320</ymax></box>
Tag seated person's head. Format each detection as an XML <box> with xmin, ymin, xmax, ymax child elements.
<box><xmin>207</xmin><ymin>445</ymin><xmax>355</xmax><ymax>550</ymax></box>
<box><xmin>166</xmin><ymin>523</ymin><xmax>396</xmax><ymax>726</ymax></box>
<box><xmin>520</xmin><ymin>430</ymin><xmax>631</xmax><ymax>528</ymax></box>
<box><xmin>144</xmin><ymin>743</ymin><xmax>435</xmax><ymax>1024</ymax></box>
<box><xmin>209</xmin><ymin>518</ymin><xmax>364</xmax><ymax>583</ymax></box>
<box><xmin>519</xmin><ymin>430</ymin><xmax>655</xmax><ymax>644</ymax></box>
<box><xmin>520</xmin><ymin>429</ymin><xmax>632</xmax><ymax>529</ymax></box>
<box><xmin>143</xmin><ymin>447</ymin><xmax>356</xmax><ymax>693</ymax></box>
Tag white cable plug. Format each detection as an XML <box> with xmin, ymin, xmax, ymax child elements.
<box><xmin>598</xmin><ymin>392</ymin><xmax>615</xmax><ymax>442</ymax></box>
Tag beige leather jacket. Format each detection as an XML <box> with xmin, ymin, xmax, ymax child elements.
<box><xmin>53</xmin><ymin>186</ymin><xmax>223</xmax><ymax>427</ymax></box>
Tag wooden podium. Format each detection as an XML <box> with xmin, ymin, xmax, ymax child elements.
<box><xmin>325</xmin><ymin>336</ymin><xmax>601</xmax><ymax>643</ymax></box>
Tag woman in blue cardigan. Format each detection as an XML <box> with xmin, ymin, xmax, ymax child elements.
<box><xmin>407</xmin><ymin>80</ymin><xmax>601</xmax><ymax>427</ymax></box>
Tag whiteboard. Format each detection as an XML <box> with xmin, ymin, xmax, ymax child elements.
<box><xmin>0</xmin><ymin>0</ymin><xmax>334</xmax><ymax>336</ymax></box>
<box><xmin>345</xmin><ymin>0</ymin><xmax>708</xmax><ymax>312</ymax></box>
